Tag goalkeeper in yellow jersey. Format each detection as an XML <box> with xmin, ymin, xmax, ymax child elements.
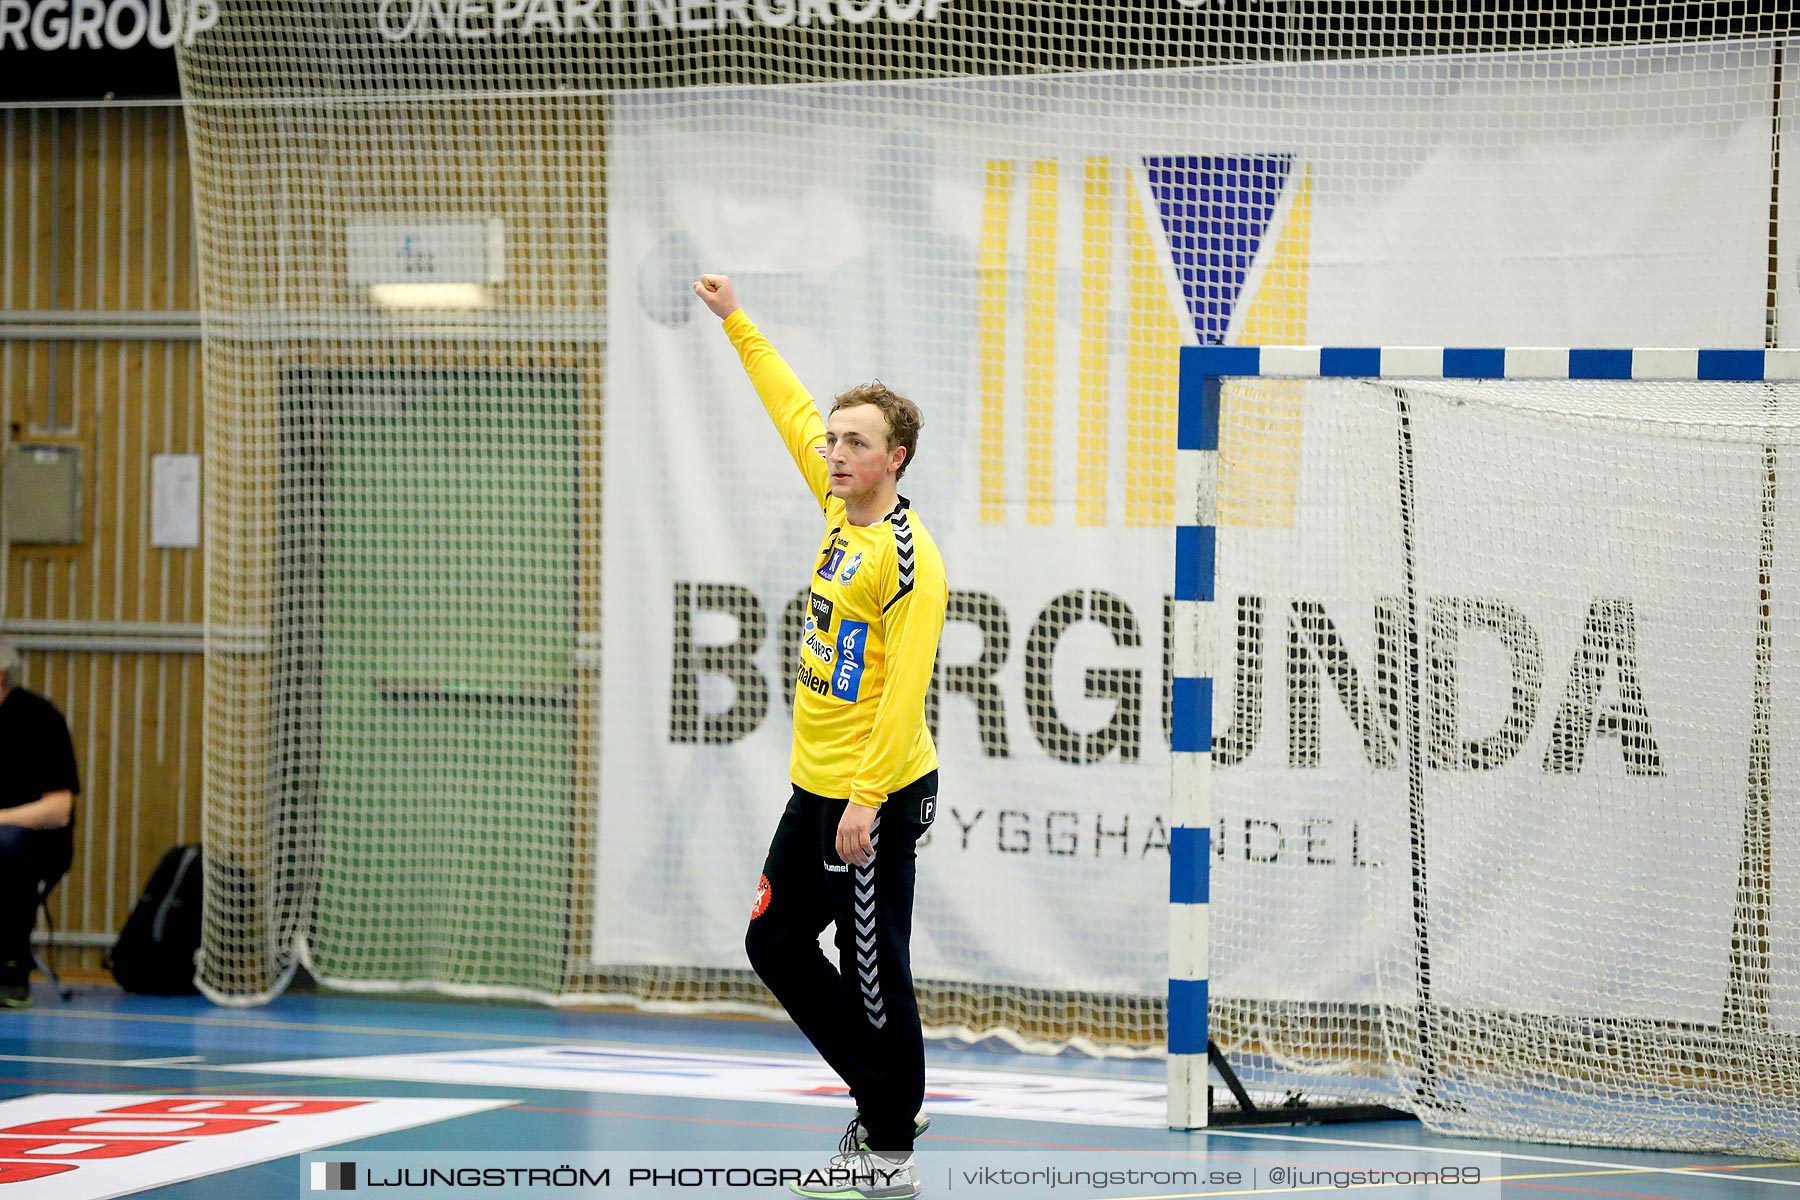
<box><xmin>695</xmin><ymin>274</ymin><xmax>947</xmax><ymax>1200</ymax></box>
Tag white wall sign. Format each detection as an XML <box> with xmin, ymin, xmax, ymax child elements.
<box><xmin>149</xmin><ymin>454</ymin><xmax>200</xmax><ymax>549</ymax></box>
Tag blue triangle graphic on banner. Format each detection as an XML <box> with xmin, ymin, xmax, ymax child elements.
<box><xmin>1143</xmin><ymin>155</ymin><xmax>1293</xmax><ymax>345</ymax></box>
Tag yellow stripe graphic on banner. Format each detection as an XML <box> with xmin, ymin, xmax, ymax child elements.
<box><xmin>1124</xmin><ymin>184</ymin><xmax>1181</xmax><ymax>529</ymax></box>
<box><xmin>1078</xmin><ymin>158</ymin><xmax>1115</xmax><ymax>527</ymax></box>
<box><xmin>1023</xmin><ymin>159</ymin><xmax>1059</xmax><ymax>526</ymax></box>
<box><xmin>1221</xmin><ymin>165</ymin><xmax>1312</xmax><ymax>529</ymax></box>
<box><xmin>978</xmin><ymin>160</ymin><xmax>1014</xmax><ymax>526</ymax></box>
<box><xmin>977</xmin><ymin>155</ymin><xmax>1307</xmax><ymax>529</ymax></box>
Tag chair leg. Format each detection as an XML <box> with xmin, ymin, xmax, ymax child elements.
<box><xmin>33</xmin><ymin>895</ymin><xmax>73</xmax><ymax>1002</ymax></box>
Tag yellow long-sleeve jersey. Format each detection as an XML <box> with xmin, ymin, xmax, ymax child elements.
<box><xmin>723</xmin><ymin>310</ymin><xmax>947</xmax><ymax>810</ymax></box>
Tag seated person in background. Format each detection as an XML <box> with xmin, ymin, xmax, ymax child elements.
<box><xmin>0</xmin><ymin>639</ymin><xmax>78</xmax><ymax>1009</ymax></box>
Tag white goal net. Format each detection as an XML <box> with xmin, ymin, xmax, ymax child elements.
<box><xmin>179</xmin><ymin>0</ymin><xmax>1797</xmax><ymax>1151</ymax></box>
<box><xmin>1198</xmin><ymin>366</ymin><xmax>1798</xmax><ymax>1153</ymax></box>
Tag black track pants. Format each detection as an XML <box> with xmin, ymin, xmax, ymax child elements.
<box><xmin>0</xmin><ymin>824</ymin><xmax>72</xmax><ymax>983</ymax></box>
<box><xmin>744</xmin><ymin>771</ymin><xmax>937</xmax><ymax>1156</ymax></box>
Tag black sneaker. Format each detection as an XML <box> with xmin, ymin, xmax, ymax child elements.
<box><xmin>0</xmin><ymin>982</ymin><xmax>29</xmax><ymax>1010</ymax></box>
<box><xmin>789</xmin><ymin>1146</ymin><xmax>921</xmax><ymax>1199</ymax></box>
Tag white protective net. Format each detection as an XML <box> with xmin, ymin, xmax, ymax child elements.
<box><xmin>1209</xmin><ymin>373</ymin><xmax>1799</xmax><ymax>1153</ymax></box>
<box><xmin>180</xmin><ymin>0</ymin><xmax>1796</xmax><ymax>1148</ymax></box>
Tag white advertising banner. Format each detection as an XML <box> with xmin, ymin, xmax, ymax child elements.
<box><xmin>597</xmin><ymin>43</ymin><xmax>1774</xmax><ymax>1008</ymax></box>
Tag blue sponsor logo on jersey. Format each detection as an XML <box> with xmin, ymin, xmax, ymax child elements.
<box><xmin>832</xmin><ymin>620</ymin><xmax>869</xmax><ymax>701</ymax></box>
<box><xmin>838</xmin><ymin>552</ymin><xmax>863</xmax><ymax>584</ymax></box>
<box><xmin>817</xmin><ymin>546</ymin><xmax>846</xmax><ymax>581</ymax></box>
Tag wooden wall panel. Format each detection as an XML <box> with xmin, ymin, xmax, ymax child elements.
<box><xmin>2</xmin><ymin>105</ymin><xmax>202</xmax><ymax>970</ymax></box>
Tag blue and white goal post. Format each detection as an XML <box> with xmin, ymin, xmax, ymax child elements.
<box><xmin>1164</xmin><ymin>343</ymin><xmax>1800</xmax><ymax>1131</ymax></box>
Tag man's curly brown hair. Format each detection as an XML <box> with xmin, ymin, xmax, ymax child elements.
<box><xmin>831</xmin><ymin>382</ymin><xmax>922</xmax><ymax>480</ymax></box>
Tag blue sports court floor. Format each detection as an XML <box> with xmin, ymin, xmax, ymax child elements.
<box><xmin>2</xmin><ymin>980</ymin><xmax>1797</xmax><ymax>1198</ymax></box>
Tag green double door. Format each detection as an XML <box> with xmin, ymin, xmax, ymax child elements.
<box><xmin>293</xmin><ymin>370</ymin><xmax>578</xmax><ymax>992</ymax></box>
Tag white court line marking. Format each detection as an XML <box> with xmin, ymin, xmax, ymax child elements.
<box><xmin>1200</xmin><ymin>1127</ymin><xmax>1800</xmax><ymax>1188</ymax></box>
<box><xmin>9</xmin><ymin>1008</ymin><xmax>587</xmax><ymax>1044</ymax></box>
<box><xmin>0</xmin><ymin>1054</ymin><xmax>211</xmax><ymax>1068</ymax></box>
<box><xmin>11</xmin><ymin>1009</ymin><xmax>1161</xmax><ymax>1081</ymax></box>
<box><xmin>221</xmin><ymin>1045</ymin><xmax>1171</xmax><ymax>1129</ymax></box>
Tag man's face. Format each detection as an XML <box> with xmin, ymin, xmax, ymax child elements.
<box><xmin>825</xmin><ymin>403</ymin><xmax>903</xmax><ymax>505</ymax></box>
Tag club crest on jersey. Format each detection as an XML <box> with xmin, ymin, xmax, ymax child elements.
<box><xmin>817</xmin><ymin>546</ymin><xmax>846</xmax><ymax>581</ymax></box>
<box><xmin>838</xmin><ymin>552</ymin><xmax>863</xmax><ymax>583</ymax></box>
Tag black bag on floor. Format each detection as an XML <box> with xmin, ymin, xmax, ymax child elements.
<box><xmin>106</xmin><ymin>844</ymin><xmax>203</xmax><ymax>995</ymax></box>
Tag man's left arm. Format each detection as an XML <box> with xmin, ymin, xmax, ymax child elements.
<box><xmin>835</xmin><ymin>545</ymin><xmax>947</xmax><ymax>864</ymax></box>
<box><xmin>0</xmin><ymin>791</ymin><xmax>73</xmax><ymax>830</ymax></box>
